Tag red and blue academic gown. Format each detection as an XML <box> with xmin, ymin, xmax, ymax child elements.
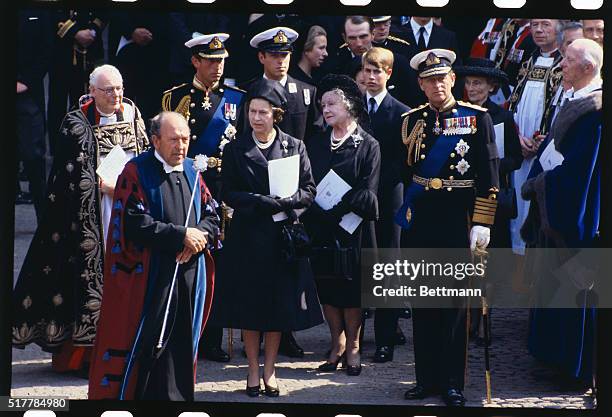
<box><xmin>521</xmin><ymin>90</ymin><xmax>601</xmax><ymax>382</ymax></box>
<box><xmin>88</xmin><ymin>149</ymin><xmax>219</xmax><ymax>400</ymax></box>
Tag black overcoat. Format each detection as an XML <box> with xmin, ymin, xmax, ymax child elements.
<box><xmin>303</xmin><ymin>126</ymin><xmax>381</xmax><ymax>307</ymax></box>
<box><xmin>209</xmin><ymin>128</ymin><xmax>324</xmax><ymax>331</ymax></box>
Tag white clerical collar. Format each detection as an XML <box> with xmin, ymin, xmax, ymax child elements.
<box><xmin>154</xmin><ymin>150</ymin><xmax>184</xmax><ymax>173</ymax></box>
<box><xmin>96</xmin><ymin>101</ymin><xmax>134</xmax><ymax>126</ymax></box>
<box><xmin>539</xmin><ymin>48</ymin><xmax>558</xmax><ymax>58</ymax></box>
<box><xmin>410</xmin><ymin>18</ymin><xmax>433</xmax><ymax>38</ymax></box>
<box><xmin>366</xmin><ymin>89</ymin><xmax>387</xmax><ymax>107</ymax></box>
<box><xmin>263</xmin><ymin>73</ymin><xmax>288</xmax><ymax>87</ymax></box>
<box><xmin>569</xmin><ymin>79</ymin><xmax>602</xmax><ymax>100</ymax></box>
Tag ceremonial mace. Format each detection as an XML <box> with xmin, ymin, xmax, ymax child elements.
<box><xmin>157</xmin><ymin>155</ymin><xmax>210</xmax><ymax>349</ymax></box>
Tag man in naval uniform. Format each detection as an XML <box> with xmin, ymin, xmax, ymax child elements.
<box><xmin>507</xmin><ymin>19</ymin><xmax>563</xmax><ymax>257</ymax></box>
<box><xmin>396</xmin><ymin>49</ymin><xmax>499</xmax><ymax>406</ymax></box>
<box><xmin>161</xmin><ymin>33</ymin><xmax>246</xmax><ymax>363</ymax></box>
<box><xmin>371</xmin><ymin>16</ymin><xmax>412</xmax><ymax>58</ymax></box>
<box><xmin>13</xmin><ymin>64</ymin><xmax>148</xmax><ymax>375</ymax></box>
<box><xmin>242</xmin><ymin>26</ymin><xmax>323</xmax><ymax>142</ymax></box>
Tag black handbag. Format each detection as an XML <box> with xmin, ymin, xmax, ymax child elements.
<box><xmin>310</xmin><ymin>239</ymin><xmax>358</xmax><ymax>280</ymax></box>
<box><xmin>280</xmin><ymin>220</ymin><xmax>311</xmax><ymax>262</ymax></box>
<box><xmin>497</xmin><ymin>187</ymin><xmax>518</xmax><ymax>219</ymax></box>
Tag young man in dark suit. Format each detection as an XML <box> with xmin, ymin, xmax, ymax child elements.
<box><xmin>332</xmin><ymin>16</ymin><xmax>414</xmax><ymax>107</ymax></box>
<box><xmin>362</xmin><ymin>47</ymin><xmax>411</xmax><ymax>363</ymax></box>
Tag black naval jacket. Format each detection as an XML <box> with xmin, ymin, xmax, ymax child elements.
<box><xmin>372</xmin><ymin>35</ymin><xmax>412</xmax><ymax>58</ymax></box>
<box><xmin>162</xmin><ymin>80</ymin><xmax>245</xmax><ymax>198</ymax></box>
<box><xmin>399</xmin><ymin>98</ymin><xmax>500</xmax><ymax>247</ymax></box>
<box><xmin>241</xmin><ymin>75</ymin><xmax>324</xmax><ymax>141</ymax></box>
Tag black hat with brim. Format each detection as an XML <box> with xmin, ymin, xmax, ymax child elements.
<box><xmin>454</xmin><ymin>57</ymin><xmax>509</xmax><ymax>85</ymax></box>
<box><xmin>246</xmin><ymin>78</ymin><xmax>288</xmax><ymax>109</ymax></box>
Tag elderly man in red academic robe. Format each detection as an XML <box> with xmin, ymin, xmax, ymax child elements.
<box><xmin>89</xmin><ymin>111</ymin><xmax>219</xmax><ymax>400</ymax></box>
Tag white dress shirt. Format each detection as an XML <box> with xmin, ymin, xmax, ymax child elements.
<box><xmin>155</xmin><ymin>150</ymin><xmax>184</xmax><ymax>173</ymax></box>
<box><xmin>410</xmin><ymin>18</ymin><xmax>434</xmax><ymax>47</ymax></box>
<box><xmin>366</xmin><ymin>89</ymin><xmax>388</xmax><ymax>113</ymax></box>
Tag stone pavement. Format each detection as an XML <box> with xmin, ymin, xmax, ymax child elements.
<box><xmin>11</xmin><ymin>204</ymin><xmax>595</xmax><ymax>409</ymax></box>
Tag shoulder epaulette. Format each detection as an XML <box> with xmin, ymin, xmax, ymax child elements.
<box><xmin>162</xmin><ymin>82</ymin><xmax>189</xmax><ymax>95</ymax></box>
<box><xmin>339</xmin><ymin>42</ymin><xmax>348</xmax><ymax>49</ymax></box>
<box><xmin>404</xmin><ymin>103</ymin><xmax>429</xmax><ymax>117</ymax></box>
<box><xmin>57</xmin><ymin>19</ymin><xmax>76</xmax><ymax>38</ymax></box>
<box><xmin>457</xmin><ymin>100</ymin><xmax>488</xmax><ymax>112</ymax></box>
<box><xmin>223</xmin><ymin>84</ymin><xmax>247</xmax><ymax>94</ymax></box>
<box><xmin>388</xmin><ymin>35</ymin><xmax>410</xmax><ymax>46</ymax></box>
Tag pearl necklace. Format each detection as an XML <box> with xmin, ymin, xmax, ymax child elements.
<box><xmin>252</xmin><ymin>131</ymin><xmax>276</xmax><ymax>149</ymax></box>
<box><xmin>330</xmin><ymin>122</ymin><xmax>357</xmax><ymax>151</ymax></box>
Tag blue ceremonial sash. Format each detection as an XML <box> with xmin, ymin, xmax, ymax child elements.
<box><xmin>120</xmin><ymin>153</ymin><xmax>207</xmax><ymax>398</ymax></box>
<box><xmin>189</xmin><ymin>87</ymin><xmax>244</xmax><ymax>157</ymax></box>
<box><xmin>394</xmin><ymin>106</ymin><xmax>477</xmax><ymax>229</ymax></box>
<box><xmin>183</xmin><ymin>160</ymin><xmax>208</xmax><ymax>360</ymax></box>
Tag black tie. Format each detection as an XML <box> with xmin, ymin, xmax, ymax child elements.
<box><xmin>417</xmin><ymin>26</ymin><xmax>427</xmax><ymax>51</ymax></box>
<box><xmin>368</xmin><ymin>97</ymin><xmax>377</xmax><ymax>115</ymax></box>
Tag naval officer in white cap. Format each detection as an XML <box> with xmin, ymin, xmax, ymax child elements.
<box><xmin>161</xmin><ymin>32</ymin><xmax>246</xmax><ymax>363</ymax></box>
<box><xmin>241</xmin><ymin>26</ymin><xmax>323</xmax><ymax>143</ymax></box>
<box><xmin>398</xmin><ymin>48</ymin><xmax>499</xmax><ymax>406</ymax></box>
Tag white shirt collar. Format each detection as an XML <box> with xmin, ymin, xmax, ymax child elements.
<box><xmin>366</xmin><ymin>89</ymin><xmax>387</xmax><ymax>108</ymax></box>
<box><xmin>263</xmin><ymin>73</ymin><xmax>288</xmax><ymax>87</ymax></box>
<box><xmin>569</xmin><ymin>79</ymin><xmax>602</xmax><ymax>100</ymax></box>
<box><xmin>154</xmin><ymin>150</ymin><xmax>184</xmax><ymax>173</ymax></box>
<box><xmin>410</xmin><ymin>18</ymin><xmax>433</xmax><ymax>39</ymax></box>
<box><xmin>95</xmin><ymin>101</ymin><xmax>134</xmax><ymax>126</ymax></box>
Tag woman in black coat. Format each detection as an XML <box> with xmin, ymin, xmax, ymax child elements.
<box><xmin>455</xmin><ymin>58</ymin><xmax>523</xmax><ymax>344</ymax></box>
<box><xmin>303</xmin><ymin>74</ymin><xmax>381</xmax><ymax>376</ymax></box>
<box><xmin>209</xmin><ymin>79</ymin><xmax>323</xmax><ymax>397</ymax></box>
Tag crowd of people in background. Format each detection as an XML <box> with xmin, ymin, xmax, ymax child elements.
<box><xmin>14</xmin><ymin>10</ymin><xmax>603</xmax><ymax>405</ymax></box>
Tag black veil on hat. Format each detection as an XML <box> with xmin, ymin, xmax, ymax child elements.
<box><xmin>246</xmin><ymin>78</ymin><xmax>288</xmax><ymax>109</ymax></box>
<box><xmin>453</xmin><ymin>57</ymin><xmax>509</xmax><ymax>85</ymax></box>
<box><xmin>317</xmin><ymin>74</ymin><xmax>370</xmax><ymax>130</ymax></box>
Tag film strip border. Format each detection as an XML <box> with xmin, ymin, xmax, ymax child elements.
<box><xmin>1</xmin><ymin>1</ymin><xmax>610</xmax><ymax>417</ymax></box>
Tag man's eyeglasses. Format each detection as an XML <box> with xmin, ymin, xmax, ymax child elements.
<box><xmin>96</xmin><ymin>86</ymin><xmax>124</xmax><ymax>96</ymax></box>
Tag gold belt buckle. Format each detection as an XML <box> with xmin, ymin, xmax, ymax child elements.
<box><xmin>207</xmin><ymin>157</ymin><xmax>220</xmax><ymax>169</ymax></box>
<box><xmin>429</xmin><ymin>178</ymin><xmax>443</xmax><ymax>190</ymax></box>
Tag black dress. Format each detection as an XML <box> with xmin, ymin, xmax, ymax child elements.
<box><xmin>209</xmin><ymin>128</ymin><xmax>324</xmax><ymax>331</ymax></box>
<box><xmin>303</xmin><ymin>126</ymin><xmax>381</xmax><ymax>308</ymax></box>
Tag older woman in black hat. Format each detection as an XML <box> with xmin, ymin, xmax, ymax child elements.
<box><xmin>454</xmin><ymin>57</ymin><xmax>522</xmax><ymax>344</ymax></box>
<box><xmin>454</xmin><ymin>58</ymin><xmax>522</xmax><ymax>248</ymax></box>
<box><xmin>303</xmin><ymin>74</ymin><xmax>380</xmax><ymax>376</ymax></box>
<box><xmin>209</xmin><ymin>78</ymin><xmax>323</xmax><ymax>397</ymax></box>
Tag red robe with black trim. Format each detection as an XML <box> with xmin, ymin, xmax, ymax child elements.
<box><xmin>88</xmin><ymin>154</ymin><xmax>217</xmax><ymax>400</ymax></box>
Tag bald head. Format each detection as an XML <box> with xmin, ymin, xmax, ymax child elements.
<box><xmin>151</xmin><ymin>112</ymin><xmax>191</xmax><ymax>167</ymax></box>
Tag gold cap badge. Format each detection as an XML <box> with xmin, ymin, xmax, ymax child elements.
<box><xmin>209</xmin><ymin>36</ymin><xmax>222</xmax><ymax>50</ymax></box>
<box><xmin>273</xmin><ymin>30</ymin><xmax>288</xmax><ymax>44</ymax></box>
<box><xmin>425</xmin><ymin>52</ymin><xmax>441</xmax><ymax>66</ymax></box>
